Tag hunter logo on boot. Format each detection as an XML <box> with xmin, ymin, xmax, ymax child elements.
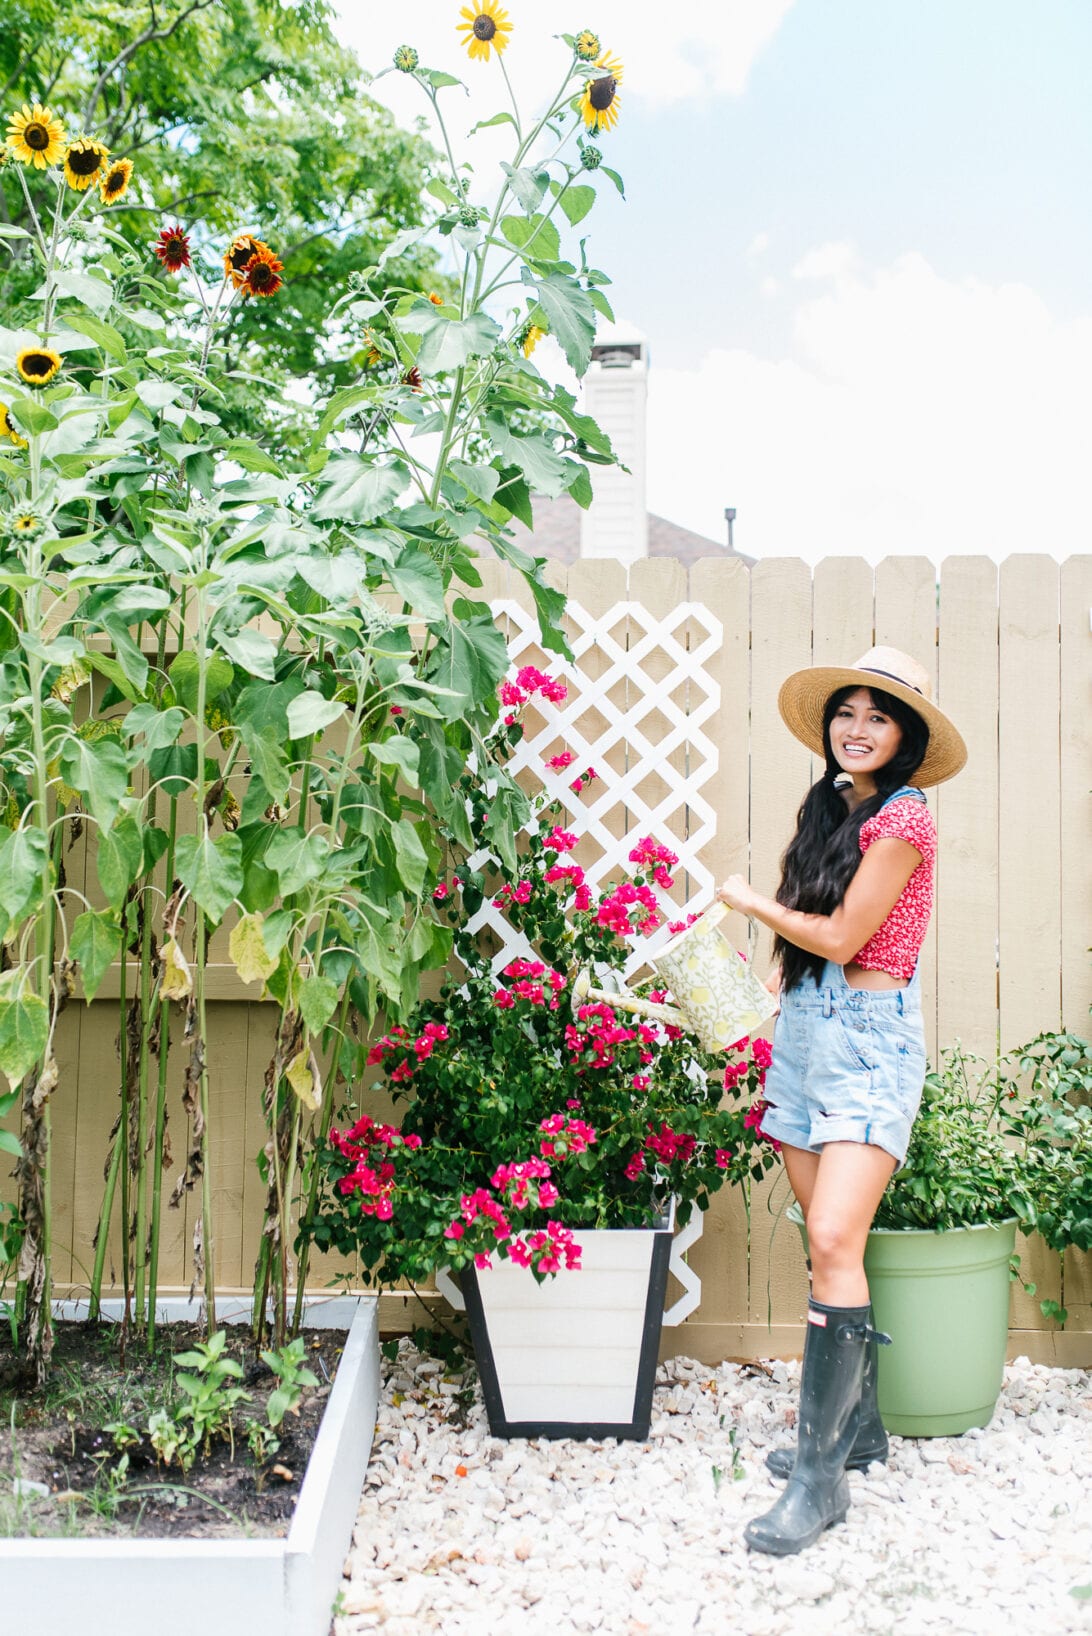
<box><xmin>807</xmin><ymin>1310</ymin><xmax>828</xmax><ymax>1326</ymax></box>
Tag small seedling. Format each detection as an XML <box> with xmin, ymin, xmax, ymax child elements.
<box><xmin>711</xmin><ymin>1463</ymin><xmax>723</xmax><ymax>1494</ymax></box>
<box><xmin>174</xmin><ymin>1330</ymin><xmax>250</xmax><ymax>1456</ymax></box>
<box><xmin>260</xmin><ymin>1337</ymin><xmax>319</xmax><ymax>1429</ymax></box>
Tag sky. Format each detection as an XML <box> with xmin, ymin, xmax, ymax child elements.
<box><xmin>333</xmin><ymin>1</ymin><xmax>1092</xmax><ymax>564</ymax></box>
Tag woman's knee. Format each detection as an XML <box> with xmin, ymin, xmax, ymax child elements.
<box><xmin>806</xmin><ymin>1211</ymin><xmax>864</xmax><ymax>1273</ymax></box>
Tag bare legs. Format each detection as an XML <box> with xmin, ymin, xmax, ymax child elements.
<box><xmin>781</xmin><ymin>1141</ymin><xmax>896</xmax><ymax>1306</ymax></box>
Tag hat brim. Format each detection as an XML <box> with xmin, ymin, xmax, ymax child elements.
<box><xmin>777</xmin><ymin>666</ymin><xmax>968</xmax><ymax>787</ymax></box>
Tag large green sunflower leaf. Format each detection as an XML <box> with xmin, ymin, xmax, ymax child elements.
<box><xmin>175</xmin><ymin>832</ymin><xmax>244</xmax><ymax>924</ymax></box>
<box><xmin>264</xmin><ymin>830</ymin><xmax>329</xmax><ymax>897</ymax></box>
<box><xmin>0</xmin><ymin>827</ymin><xmax>48</xmax><ymax>923</ymax></box>
<box><xmin>501</xmin><ymin>162</ymin><xmax>550</xmax><ymax>215</ymax></box>
<box><xmin>391</xmin><ymin>819</ymin><xmax>428</xmax><ymax>896</ymax></box>
<box><xmin>311</xmin><ymin>457</ymin><xmax>409</xmax><ymax>525</ymax></box>
<box><xmin>557</xmin><ymin>185</ymin><xmax>596</xmax><ymax>227</ymax></box>
<box><xmin>96</xmin><ymin>817</ymin><xmax>144</xmax><ymax>907</ymax></box>
<box><xmin>424</xmin><ymin>611</ymin><xmax>510</xmax><ymax>719</ymax></box>
<box><xmin>368</xmin><ymin>736</ymin><xmax>420</xmax><ymax>786</ymax></box>
<box><xmin>484</xmin><ymin>415</ymin><xmax>570</xmax><ymax>498</ymax></box>
<box><xmin>59</xmin><ymin>313</ymin><xmax>127</xmax><ymax>364</ymax></box>
<box><xmin>501</xmin><ymin>214</ymin><xmax>561</xmax><ymax>265</ymax></box>
<box><xmin>528</xmin><ymin>275</ymin><xmax>597</xmax><ymax>376</ymax></box>
<box><xmin>0</xmin><ymin>991</ymin><xmax>48</xmax><ymax>1085</ymax></box>
<box><xmin>70</xmin><ymin>909</ymin><xmax>123</xmax><ymax>1003</ymax></box>
<box><xmin>406</xmin><ymin>309</ymin><xmax>502</xmax><ymax>375</ymax></box>
<box><xmin>387</xmin><ymin>543</ymin><xmax>446</xmax><ymax>621</ymax></box>
<box><xmin>58</xmin><ymin>736</ymin><xmax>130</xmax><ymax>829</ymax></box>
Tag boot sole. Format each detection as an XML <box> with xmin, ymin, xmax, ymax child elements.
<box><xmin>744</xmin><ymin>1507</ymin><xmax>849</xmax><ymax>1556</ymax></box>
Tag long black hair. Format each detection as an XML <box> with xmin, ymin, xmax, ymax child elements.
<box><xmin>773</xmin><ymin>685</ymin><xmax>930</xmax><ymax>992</ymax></box>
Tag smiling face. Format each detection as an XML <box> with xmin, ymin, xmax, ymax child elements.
<box><xmin>828</xmin><ymin>687</ymin><xmax>904</xmax><ymax>788</ymax></box>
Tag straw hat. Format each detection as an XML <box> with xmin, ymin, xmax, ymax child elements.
<box><xmin>777</xmin><ymin>645</ymin><xmax>967</xmax><ymax>787</ymax></box>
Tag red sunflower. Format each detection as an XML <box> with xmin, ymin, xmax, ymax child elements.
<box><xmin>240</xmin><ymin>245</ymin><xmax>284</xmax><ymax>299</ymax></box>
<box><xmin>153</xmin><ymin>225</ymin><xmax>191</xmax><ymax>272</ymax></box>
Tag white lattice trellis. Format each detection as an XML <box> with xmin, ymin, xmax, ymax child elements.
<box><xmin>467</xmin><ymin>599</ymin><xmax>723</xmax><ymax>980</ymax></box>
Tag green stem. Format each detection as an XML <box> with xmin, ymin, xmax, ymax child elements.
<box><xmin>291</xmin><ymin>981</ymin><xmax>354</xmax><ymax>1336</ymax></box>
<box><xmin>88</xmin><ymin>1118</ymin><xmax>123</xmax><ymax>1321</ymax></box>
<box><xmin>145</xmin><ymin>798</ymin><xmax>177</xmax><ymax>1351</ymax></box>
<box><xmin>192</xmin><ymin>580</ymin><xmax>217</xmax><ymax>1334</ymax></box>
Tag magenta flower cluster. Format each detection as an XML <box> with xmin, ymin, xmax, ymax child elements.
<box><xmin>329</xmin><ymin>1114</ymin><xmax>424</xmax><ymax>1221</ymax></box>
<box><xmin>443</xmin><ymin>1134</ymin><xmax>585</xmax><ymax>1273</ymax></box>
<box><xmin>499</xmin><ymin>664</ymin><xmax>568</xmax><ymax>724</ymax></box>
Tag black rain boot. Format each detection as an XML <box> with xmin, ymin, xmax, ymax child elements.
<box><xmin>744</xmin><ymin>1300</ymin><xmax>882</xmax><ymax>1557</ymax></box>
<box><xmin>765</xmin><ymin>1304</ymin><xmax>890</xmax><ymax>1478</ymax></box>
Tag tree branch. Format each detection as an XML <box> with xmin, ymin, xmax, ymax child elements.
<box><xmin>81</xmin><ymin>0</ymin><xmax>219</xmax><ymax>132</ymax></box>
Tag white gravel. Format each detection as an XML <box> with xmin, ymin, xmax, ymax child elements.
<box><xmin>336</xmin><ymin>1342</ymin><xmax>1092</xmax><ymax>1636</ymax></box>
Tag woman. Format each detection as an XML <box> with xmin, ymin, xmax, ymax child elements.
<box><xmin>716</xmin><ymin>646</ymin><xmax>967</xmax><ymax>1557</ymax></box>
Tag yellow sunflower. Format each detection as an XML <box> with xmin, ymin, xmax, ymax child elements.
<box><xmin>573</xmin><ymin>30</ymin><xmax>601</xmax><ymax>61</ymax></box>
<box><xmin>12</xmin><ymin>512</ymin><xmax>44</xmax><ymax>539</ymax></box>
<box><xmin>63</xmin><ymin>136</ymin><xmax>109</xmax><ymax>191</ymax></box>
<box><xmin>6</xmin><ymin>103</ymin><xmax>66</xmax><ymax>169</ymax></box>
<box><xmin>456</xmin><ymin>1</ymin><xmax>512</xmax><ymax>61</ymax></box>
<box><xmin>521</xmin><ymin>324</ymin><xmax>547</xmax><ymax>358</ymax></box>
<box><xmin>580</xmin><ymin>51</ymin><xmax>624</xmax><ymax>134</ymax></box>
<box><xmin>98</xmin><ymin>156</ymin><xmax>133</xmax><ymax>204</ymax></box>
<box><xmin>0</xmin><ymin>403</ymin><xmax>28</xmax><ymax>449</ymax></box>
<box><xmin>16</xmin><ymin>347</ymin><xmax>62</xmax><ymax>388</ymax></box>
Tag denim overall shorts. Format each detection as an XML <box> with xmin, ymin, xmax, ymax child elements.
<box><xmin>759</xmin><ymin>787</ymin><xmax>929</xmax><ymax>1168</ymax></box>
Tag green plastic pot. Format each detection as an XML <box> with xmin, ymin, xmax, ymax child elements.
<box><xmin>787</xmin><ymin>1202</ymin><xmax>1016</xmax><ymax>1436</ymax></box>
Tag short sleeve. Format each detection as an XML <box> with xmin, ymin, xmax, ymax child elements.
<box><xmin>862</xmin><ymin>798</ymin><xmax>936</xmax><ymax>864</ymax></box>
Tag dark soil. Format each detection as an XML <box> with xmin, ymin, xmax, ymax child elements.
<box><xmin>0</xmin><ymin>1319</ymin><xmax>348</xmax><ymax>1540</ymax></box>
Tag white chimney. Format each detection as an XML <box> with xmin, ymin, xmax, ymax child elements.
<box><xmin>579</xmin><ymin>320</ymin><xmax>648</xmax><ymax>563</ymax></box>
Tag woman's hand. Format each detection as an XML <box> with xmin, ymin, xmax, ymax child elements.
<box><xmin>716</xmin><ymin>874</ymin><xmax>757</xmax><ymax>916</ymax></box>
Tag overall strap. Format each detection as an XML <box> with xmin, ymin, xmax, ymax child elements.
<box><xmin>880</xmin><ymin>784</ymin><xmax>926</xmax><ymax>808</ymax></box>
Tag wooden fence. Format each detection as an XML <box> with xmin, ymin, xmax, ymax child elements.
<box><xmin>10</xmin><ymin>553</ymin><xmax>1092</xmax><ymax>1364</ymax></box>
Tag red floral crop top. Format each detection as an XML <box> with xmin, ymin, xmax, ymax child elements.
<box><xmin>852</xmin><ymin>794</ymin><xmax>936</xmax><ymax>979</ymax></box>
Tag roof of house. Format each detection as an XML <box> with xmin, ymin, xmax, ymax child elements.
<box><xmin>505</xmin><ymin>496</ymin><xmax>755</xmax><ymax>568</ymax></box>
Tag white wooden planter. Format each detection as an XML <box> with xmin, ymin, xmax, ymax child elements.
<box><xmin>458</xmin><ymin>1216</ymin><xmax>675</xmax><ymax>1439</ymax></box>
<box><xmin>0</xmin><ymin>1294</ymin><xmax>379</xmax><ymax>1636</ymax></box>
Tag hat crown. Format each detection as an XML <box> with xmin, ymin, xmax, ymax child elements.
<box><xmin>850</xmin><ymin>646</ymin><xmax>932</xmax><ymax>705</ymax></box>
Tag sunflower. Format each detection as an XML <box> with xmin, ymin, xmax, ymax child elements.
<box><xmin>0</xmin><ymin>403</ymin><xmax>28</xmax><ymax>449</ymax></box>
<box><xmin>16</xmin><ymin>347</ymin><xmax>62</xmax><ymax>388</ymax></box>
<box><xmin>223</xmin><ymin>232</ymin><xmax>269</xmax><ymax>288</ymax></box>
<box><xmin>240</xmin><ymin>244</ymin><xmax>284</xmax><ymax>299</ymax></box>
<box><xmin>63</xmin><ymin>136</ymin><xmax>109</xmax><ymax>191</ymax></box>
<box><xmin>393</xmin><ymin>44</ymin><xmax>419</xmax><ymax>71</ymax></box>
<box><xmin>456</xmin><ymin>1</ymin><xmax>512</xmax><ymax>61</ymax></box>
<box><xmin>6</xmin><ymin>103</ymin><xmax>66</xmax><ymax>169</ymax></box>
<box><xmin>11</xmin><ymin>511</ymin><xmax>44</xmax><ymax>539</ymax></box>
<box><xmin>153</xmin><ymin>224</ymin><xmax>191</xmax><ymax>271</ymax></box>
<box><xmin>521</xmin><ymin>323</ymin><xmax>547</xmax><ymax>358</ymax></box>
<box><xmin>99</xmin><ymin>156</ymin><xmax>133</xmax><ymax>205</ymax></box>
<box><xmin>428</xmin><ymin>291</ymin><xmax>444</xmax><ymax>305</ymax></box>
<box><xmin>580</xmin><ymin>51</ymin><xmax>624</xmax><ymax>134</ymax></box>
<box><xmin>574</xmin><ymin>30</ymin><xmax>601</xmax><ymax>61</ymax></box>
<box><xmin>402</xmin><ymin>366</ymin><xmax>423</xmax><ymax>392</ymax></box>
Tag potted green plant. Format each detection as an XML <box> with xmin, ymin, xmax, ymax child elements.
<box><xmin>787</xmin><ymin>1031</ymin><xmax>1091</xmax><ymax>1436</ymax></box>
<box><xmin>304</xmin><ymin>672</ymin><xmax>782</xmax><ymax>1438</ymax></box>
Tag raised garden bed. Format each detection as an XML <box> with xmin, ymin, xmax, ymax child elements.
<box><xmin>0</xmin><ymin>1295</ymin><xmax>378</xmax><ymax>1636</ymax></box>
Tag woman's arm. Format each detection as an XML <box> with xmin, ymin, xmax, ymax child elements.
<box><xmin>717</xmin><ymin>837</ymin><xmax>921</xmax><ymax>963</ymax></box>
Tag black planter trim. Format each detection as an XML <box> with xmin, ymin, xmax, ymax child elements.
<box><xmin>459</xmin><ymin>1227</ymin><xmax>673</xmax><ymax>1441</ymax></box>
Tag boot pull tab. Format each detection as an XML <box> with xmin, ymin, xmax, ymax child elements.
<box><xmin>835</xmin><ymin>1320</ymin><xmax>892</xmax><ymax>1346</ymax></box>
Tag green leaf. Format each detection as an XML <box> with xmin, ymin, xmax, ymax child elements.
<box><xmin>567</xmin><ymin>463</ymin><xmax>594</xmax><ymax>508</ymax></box>
<box><xmin>0</xmin><ymin>828</ymin><xmax>48</xmax><ymax>922</ymax></box>
<box><xmin>530</xmin><ymin>276</ymin><xmax>597</xmax><ymax>375</ymax></box>
<box><xmin>60</xmin><ymin>312</ymin><xmax>127</xmax><ymax>364</ymax></box>
<box><xmin>224</xmin><ymin>440</ymin><xmax>285</xmax><ymax>477</ymax></box>
<box><xmin>125</xmin><ymin>704</ymin><xmax>185</xmax><ymax>752</ymax></box>
<box><xmin>168</xmin><ymin>651</ymin><xmax>234</xmax><ymax>713</ymax></box>
<box><xmin>214</xmin><ymin>626</ymin><xmax>278</xmax><ymax>682</ymax></box>
<box><xmin>449</xmin><ymin>460</ymin><xmax>500</xmax><ymax>506</ymax></box>
<box><xmin>312</xmin><ymin>458</ymin><xmax>409</xmax><ymax>524</ymax></box>
<box><xmin>54</xmin><ymin>269</ymin><xmax>113</xmax><ymax>316</ymax></box>
<box><xmin>298</xmin><ymin>974</ymin><xmax>340</xmax><ymax>1034</ymax></box>
<box><xmin>425</xmin><ymin>614</ymin><xmax>510</xmax><ymax>718</ymax></box>
<box><xmin>587</xmin><ymin>285</ymin><xmax>616</xmax><ymax>324</ymax></box>
<box><xmin>601</xmin><ymin>165</ymin><xmax>626</xmax><ymax>198</ymax></box>
<box><xmin>264</xmin><ymin>831</ymin><xmax>328</xmax><ymax>896</ymax></box>
<box><xmin>368</xmin><ymin>737</ymin><xmax>420</xmax><ymax>785</ymax></box>
<box><xmin>147</xmin><ymin>742</ymin><xmax>200</xmax><ymax>799</ymax></box>
<box><xmin>285</xmin><ymin>693</ymin><xmax>346</xmax><ymax>739</ymax></box>
<box><xmin>397</xmin><ymin>306</ymin><xmax>502</xmax><ymax>376</ymax></box>
<box><xmin>235</xmin><ymin>678</ymin><xmax>304</xmax><ymax>802</ymax></box>
<box><xmin>70</xmin><ymin>909</ymin><xmax>122</xmax><ymax>1002</ymax></box>
<box><xmin>0</xmin><ymin>993</ymin><xmax>48</xmax><ymax>1085</ymax></box>
<box><xmin>500</xmin><ymin>214</ymin><xmax>561</xmax><ymax>265</ymax></box>
<box><xmin>501</xmin><ymin>162</ymin><xmax>549</xmax><ymax>215</ymax></box>
<box><xmin>391</xmin><ymin>819</ymin><xmax>428</xmax><ymax>895</ymax></box>
<box><xmin>485</xmin><ymin>416</ymin><xmax>570</xmax><ymax>498</ymax></box>
<box><xmin>58</xmin><ymin>736</ymin><xmax>130</xmax><ymax>829</ymax></box>
<box><xmin>175</xmin><ymin>832</ymin><xmax>244</xmax><ymax>923</ymax></box>
<box><xmin>101</xmin><ymin>617</ymin><xmax>150</xmax><ymax>693</ymax></box>
<box><xmin>8</xmin><ymin>397</ymin><xmax>58</xmax><ymax>436</ymax></box>
<box><xmin>96</xmin><ymin>817</ymin><xmax>144</xmax><ymax>907</ymax></box>
<box><xmin>558</xmin><ymin>184</ymin><xmax>596</xmax><ymax>227</ymax></box>
<box><xmin>387</xmin><ymin>543</ymin><xmax>446</xmax><ymax>621</ymax></box>
<box><xmin>0</xmin><ymin>1131</ymin><xmax>22</xmax><ymax>1158</ymax></box>
<box><xmin>469</xmin><ymin>110</ymin><xmax>518</xmax><ymax>135</ymax></box>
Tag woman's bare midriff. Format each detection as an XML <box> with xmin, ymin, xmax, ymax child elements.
<box><xmin>843</xmin><ymin>961</ymin><xmax>906</xmax><ymax>991</ymax></box>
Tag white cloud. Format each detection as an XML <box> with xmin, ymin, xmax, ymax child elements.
<box><xmin>639</xmin><ymin>248</ymin><xmax>1092</xmax><ymax>563</ymax></box>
